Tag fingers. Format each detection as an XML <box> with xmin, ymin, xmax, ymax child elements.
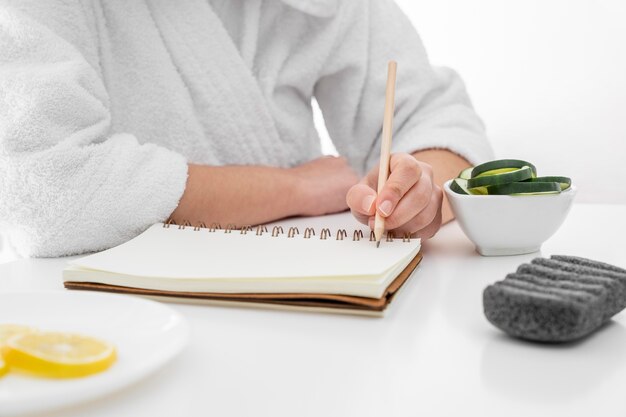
<box><xmin>382</xmin><ymin>175</ymin><xmax>433</xmax><ymax>230</ymax></box>
<box><xmin>413</xmin><ymin>200</ymin><xmax>443</xmax><ymax>240</ymax></box>
<box><xmin>391</xmin><ymin>186</ymin><xmax>442</xmax><ymax>235</ymax></box>
<box><xmin>366</xmin><ymin>185</ymin><xmax>442</xmax><ymax>234</ymax></box>
<box><xmin>376</xmin><ymin>154</ymin><xmax>422</xmax><ymax>218</ymax></box>
<box><xmin>346</xmin><ymin>183</ymin><xmax>377</xmax><ymax>225</ymax></box>
<box><xmin>349</xmin><ymin>153</ymin><xmax>441</xmax><ymax>240</ymax></box>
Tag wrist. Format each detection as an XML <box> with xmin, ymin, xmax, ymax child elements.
<box><xmin>285</xmin><ymin>166</ymin><xmax>315</xmax><ymax>217</ymax></box>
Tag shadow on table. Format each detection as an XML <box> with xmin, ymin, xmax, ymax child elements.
<box><xmin>480</xmin><ymin>320</ymin><xmax>626</xmax><ymax>402</ymax></box>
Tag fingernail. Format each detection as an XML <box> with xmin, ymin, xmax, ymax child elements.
<box><xmin>379</xmin><ymin>200</ymin><xmax>393</xmax><ymax>216</ymax></box>
<box><xmin>362</xmin><ymin>195</ymin><xmax>376</xmax><ymax>213</ymax></box>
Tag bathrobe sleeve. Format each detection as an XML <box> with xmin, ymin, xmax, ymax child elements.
<box><xmin>313</xmin><ymin>0</ymin><xmax>494</xmax><ymax>174</ymax></box>
<box><xmin>0</xmin><ymin>2</ymin><xmax>188</xmax><ymax>257</ymax></box>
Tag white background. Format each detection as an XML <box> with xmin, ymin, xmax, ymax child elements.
<box><xmin>318</xmin><ymin>0</ymin><xmax>626</xmax><ymax>204</ymax></box>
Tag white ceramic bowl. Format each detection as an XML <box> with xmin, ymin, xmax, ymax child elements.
<box><xmin>444</xmin><ymin>180</ymin><xmax>577</xmax><ymax>256</ymax></box>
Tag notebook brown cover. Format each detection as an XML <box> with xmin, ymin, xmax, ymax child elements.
<box><xmin>64</xmin><ymin>253</ymin><xmax>422</xmax><ymax>313</ymax></box>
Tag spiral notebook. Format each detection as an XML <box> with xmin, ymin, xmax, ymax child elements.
<box><xmin>63</xmin><ymin>212</ymin><xmax>422</xmax><ymax>315</ymax></box>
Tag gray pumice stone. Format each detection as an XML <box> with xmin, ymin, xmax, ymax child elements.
<box><xmin>483</xmin><ymin>255</ymin><xmax>626</xmax><ymax>342</ymax></box>
<box><xmin>550</xmin><ymin>255</ymin><xmax>626</xmax><ymax>274</ymax></box>
<box><xmin>516</xmin><ymin>263</ymin><xmax>626</xmax><ymax>317</ymax></box>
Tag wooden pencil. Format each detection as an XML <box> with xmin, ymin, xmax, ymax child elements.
<box><xmin>374</xmin><ymin>61</ymin><xmax>397</xmax><ymax>247</ymax></box>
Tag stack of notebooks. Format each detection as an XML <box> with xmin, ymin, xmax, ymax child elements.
<box><xmin>63</xmin><ymin>212</ymin><xmax>422</xmax><ymax>315</ymax></box>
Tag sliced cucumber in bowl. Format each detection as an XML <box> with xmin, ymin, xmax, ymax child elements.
<box><xmin>448</xmin><ymin>159</ymin><xmax>571</xmax><ymax>196</ymax></box>
<box><xmin>486</xmin><ymin>181</ymin><xmax>561</xmax><ymax>195</ymax></box>
<box><xmin>467</xmin><ymin>166</ymin><xmax>533</xmax><ymax>189</ymax></box>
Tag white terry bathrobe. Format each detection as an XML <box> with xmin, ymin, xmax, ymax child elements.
<box><xmin>0</xmin><ymin>0</ymin><xmax>493</xmax><ymax>257</ymax></box>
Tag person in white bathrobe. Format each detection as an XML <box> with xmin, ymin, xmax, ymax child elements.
<box><xmin>0</xmin><ymin>0</ymin><xmax>493</xmax><ymax>257</ymax></box>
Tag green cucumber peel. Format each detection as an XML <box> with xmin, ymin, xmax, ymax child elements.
<box><xmin>525</xmin><ymin>176</ymin><xmax>571</xmax><ymax>190</ymax></box>
<box><xmin>450</xmin><ymin>178</ymin><xmax>470</xmax><ymax>195</ymax></box>
<box><xmin>471</xmin><ymin>159</ymin><xmax>538</xmax><ymax>178</ymax></box>
<box><xmin>475</xmin><ymin>167</ymin><xmax>520</xmax><ymax>178</ymax></box>
<box><xmin>467</xmin><ymin>166</ymin><xmax>533</xmax><ymax>189</ymax></box>
<box><xmin>486</xmin><ymin>181</ymin><xmax>561</xmax><ymax>195</ymax></box>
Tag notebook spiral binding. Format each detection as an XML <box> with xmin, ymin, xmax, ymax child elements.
<box><xmin>163</xmin><ymin>219</ymin><xmax>413</xmax><ymax>242</ymax></box>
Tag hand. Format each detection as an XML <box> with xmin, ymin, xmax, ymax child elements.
<box><xmin>291</xmin><ymin>156</ymin><xmax>359</xmax><ymax>217</ymax></box>
<box><xmin>346</xmin><ymin>153</ymin><xmax>443</xmax><ymax>239</ymax></box>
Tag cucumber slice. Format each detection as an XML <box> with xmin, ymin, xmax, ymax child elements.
<box><xmin>467</xmin><ymin>166</ymin><xmax>533</xmax><ymax>189</ymax></box>
<box><xmin>450</xmin><ymin>178</ymin><xmax>487</xmax><ymax>195</ymax></box>
<box><xmin>471</xmin><ymin>159</ymin><xmax>538</xmax><ymax>178</ymax></box>
<box><xmin>457</xmin><ymin>167</ymin><xmax>473</xmax><ymax>180</ymax></box>
<box><xmin>475</xmin><ymin>167</ymin><xmax>519</xmax><ymax>178</ymax></box>
<box><xmin>469</xmin><ymin>186</ymin><xmax>488</xmax><ymax>195</ymax></box>
<box><xmin>450</xmin><ymin>178</ymin><xmax>470</xmax><ymax>194</ymax></box>
<box><xmin>486</xmin><ymin>181</ymin><xmax>561</xmax><ymax>195</ymax></box>
<box><xmin>525</xmin><ymin>176</ymin><xmax>571</xmax><ymax>190</ymax></box>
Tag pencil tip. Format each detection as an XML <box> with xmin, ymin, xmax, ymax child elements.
<box><xmin>376</xmin><ymin>241</ymin><xmax>380</xmax><ymax>248</ymax></box>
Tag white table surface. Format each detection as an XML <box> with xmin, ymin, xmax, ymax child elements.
<box><xmin>1</xmin><ymin>203</ymin><xmax>625</xmax><ymax>417</ymax></box>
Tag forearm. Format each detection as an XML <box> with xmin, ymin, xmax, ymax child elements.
<box><xmin>412</xmin><ymin>149</ymin><xmax>471</xmax><ymax>224</ymax></box>
<box><xmin>171</xmin><ymin>164</ymin><xmax>300</xmax><ymax>226</ymax></box>
<box><xmin>170</xmin><ymin>158</ymin><xmax>357</xmax><ymax>227</ymax></box>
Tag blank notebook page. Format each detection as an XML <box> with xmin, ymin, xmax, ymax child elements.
<box><xmin>68</xmin><ymin>212</ymin><xmax>421</xmax><ymax>296</ymax></box>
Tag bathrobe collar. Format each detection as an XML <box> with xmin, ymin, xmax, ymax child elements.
<box><xmin>148</xmin><ymin>0</ymin><xmax>290</xmax><ymax>166</ymax></box>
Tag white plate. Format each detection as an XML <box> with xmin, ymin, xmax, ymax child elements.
<box><xmin>0</xmin><ymin>291</ymin><xmax>189</xmax><ymax>416</ymax></box>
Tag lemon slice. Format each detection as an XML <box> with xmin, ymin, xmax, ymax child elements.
<box><xmin>0</xmin><ymin>325</ymin><xmax>35</xmax><ymax>376</ymax></box>
<box><xmin>4</xmin><ymin>332</ymin><xmax>116</xmax><ymax>378</ymax></box>
<box><xmin>0</xmin><ymin>355</ymin><xmax>7</xmax><ymax>377</ymax></box>
<box><xmin>0</xmin><ymin>324</ymin><xmax>36</xmax><ymax>346</ymax></box>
